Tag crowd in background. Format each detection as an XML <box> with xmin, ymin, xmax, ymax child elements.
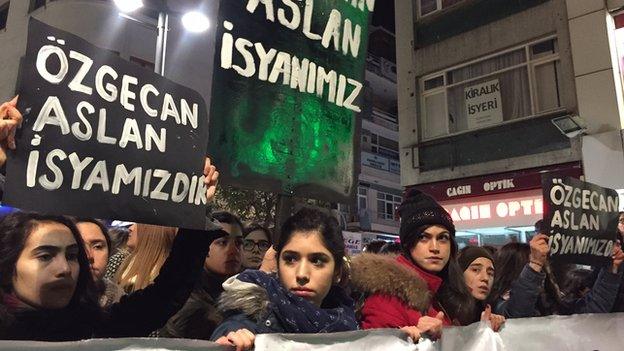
<box><xmin>0</xmin><ymin>98</ymin><xmax>623</xmax><ymax>350</ymax></box>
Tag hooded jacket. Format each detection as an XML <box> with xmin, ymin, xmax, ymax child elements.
<box><xmin>350</xmin><ymin>253</ymin><xmax>452</xmax><ymax>329</ymax></box>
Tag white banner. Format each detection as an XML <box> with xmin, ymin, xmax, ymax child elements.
<box><xmin>0</xmin><ymin>313</ymin><xmax>622</xmax><ymax>350</ymax></box>
<box><xmin>465</xmin><ymin>79</ymin><xmax>503</xmax><ymax>130</ymax></box>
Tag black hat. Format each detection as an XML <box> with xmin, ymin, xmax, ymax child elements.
<box><xmin>458</xmin><ymin>246</ymin><xmax>494</xmax><ymax>272</ymax></box>
<box><xmin>398</xmin><ymin>189</ymin><xmax>455</xmax><ymax>248</ymax></box>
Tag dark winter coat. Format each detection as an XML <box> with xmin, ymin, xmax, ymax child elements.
<box><xmin>159</xmin><ymin>269</ymin><xmax>227</xmax><ymax>339</ymax></box>
<box><xmin>0</xmin><ymin>227</ymin><xmax>220</xmax><ymax>341</ymax></box>
<box><xmin>493</xmin><ymin>263</ymin><xmax>623</xmax><ymax>318</ymax></box>
<box><xmin>350</xmin><ymin>253</ymin><xmax>452</xmax><ymax>329</ymax></box>
<box><xmin>587</xmin><ymin>264</ymin><xmax>624</xmax><ymax>313</ymax></box>
<box><xmin>210</xmin><ymin>270</ymin><xmax>357</xmax><ymax>339</ymax></box>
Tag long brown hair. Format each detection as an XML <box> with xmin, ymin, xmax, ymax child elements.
<box><xmin>116</xmin><ymin>223</ymin><xmax>177</xmax><ymax>293</ymax></box>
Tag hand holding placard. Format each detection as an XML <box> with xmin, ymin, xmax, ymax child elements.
<box><xmin>0</xmin><ymin>96</ymin><xmax>22</xmax><ymax>166</ymax></box>
<box><xmin>529</xmin><ymin>234</ymin><xmax>549</xmax><ymax>272</ymax></box>
<box><xmin>203</xmin><ymin>157</ymin><xmax>219</xmax><ymax>203</ymax></box>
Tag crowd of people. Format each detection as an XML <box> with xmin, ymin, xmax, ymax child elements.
<box><xmin>0</xmin><ymin>96</ymin><xmax>623</xmax><ymax>350</ymax></box>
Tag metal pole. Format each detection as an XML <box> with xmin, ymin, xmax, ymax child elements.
<box><xmin>154</xmin><ymin>11</ymin><xmax>169</xmax><ymax>75</ymax></box>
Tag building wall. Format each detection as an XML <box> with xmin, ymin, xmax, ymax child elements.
<box><xmin>0</xmin><ymin>0</ymin><xmax>218</xmax><ymax>110</ymax></box>
<box><xmin>396</xmin><ymin>0</ymin><xmax>584</xmax><ymax>188</ymax></box>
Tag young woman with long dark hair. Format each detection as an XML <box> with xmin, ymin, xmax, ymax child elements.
<box><xmin>350</xmin><ymin>190</ymin><xmax>479</xmax><ymax>341</ymax></box>
<box><xmin>489</xmin><ymin>235</ymin><xmax>624</xmax><ymax>318</ymax></box>
<box><xmin>0</xmin><ymin>154</ymin><xmax>224</xmax><ymax>340</ymax></box>
<box><xmin>211</xmin><ymin>208</ymin><xmax>358</xmax><ymax>350</ymax></box>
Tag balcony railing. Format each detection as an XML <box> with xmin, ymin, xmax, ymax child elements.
<box><xmin>366</xmin><ymin>53</ymin><xmax>397</xmax><ymax>82</ymax></box>
<box><xmin>369</xmin><ymin>108</ymin><xmax>398</xmax><ymax>131</ymax></box>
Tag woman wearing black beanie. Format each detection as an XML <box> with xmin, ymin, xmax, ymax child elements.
<box><xmin>350</xmin><ymin>190</ymin><xmax>477</xmax><ymax>340</ymax></box>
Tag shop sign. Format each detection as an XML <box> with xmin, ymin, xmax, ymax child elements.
<box><xmin>409</xmin><ymin>163</ymin><xmax>583</xmax><ymax>201</ymax></box>
<box><xmin>440</xmin><ymin>189</ymin><xmax>545</xmax><ymax>230</ymax></box>
<box><xmin>389</xmin><ymin>159</ymin><xmax>400</xmax><ymax>174</ymax></box>
<box><xmin>362</xmin><ymin>151</ymin><xmax>389</xmax><ymax>171</ymax></box>
<box><xmin>465</xmin><ymin>79</ymin><xmax>503</xmax><ymax>130</ymax></box>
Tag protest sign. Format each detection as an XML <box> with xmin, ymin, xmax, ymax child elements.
<box><xmin>208</xmin><ymin>0</ymin><xmax>375</xmax><ymax>202</ymax></box>
<box><xmin>542</xmin><ymin>176</ymin><xmax>620</xmax><ymax>266</ymax></box>
<box><xmin>4</xmin><ymin>19</ymin><xmax>210</xmax><ymax>230</ymax></box>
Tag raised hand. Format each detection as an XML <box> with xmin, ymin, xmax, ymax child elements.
<box><xmin>0</xmin><ymin>96</ymin><xmax>23</xmax><ymax>166</ymax></box>
<box><xmin>529</xmin><ymin>234</ymin><xmax>550</xmax><ymax>272</ymax></box>
<box><xmin>203</xmin><ymin>157</ymin><xmax>219</xmax><ymax>203</ymax></box>
<box><xmin>611</xmin><ymin>241</ymin><xmax>624</xmax><ymax>274</ymax></box>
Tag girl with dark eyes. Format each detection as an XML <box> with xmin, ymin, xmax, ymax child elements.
<box><xmin>350</xmin><ymin>190</ymin><xmax>477</xmax><ymax>342</ymax></box>
<box><xmin>0</xmin><ymin>155</ymin><xmax>224</xmax><ymax>341</ymax></box>
<box><xmin>211</xmin><ymin>208</ymin><xmax>358</xmax><ymax>351</ymax></box>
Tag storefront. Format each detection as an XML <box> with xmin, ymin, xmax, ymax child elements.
<box><xmin>407</xmin><ymin>162</ymin><xmax>583</xmax><ymax>248</ymax></box>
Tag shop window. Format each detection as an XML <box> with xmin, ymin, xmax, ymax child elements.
<box><xmin>377</xmin><ymin>192</ymin><xmax>401</xmax><ymax>221</ymax></box>
<box><xmin>420</xmin><ymin>37</ymin><xmax>561</xmax><ymax>140</ymax></box>
<box><xmin>0</xmin><ymin>2</ymin><xmax>8</xmax><ymax>31</ymax></box>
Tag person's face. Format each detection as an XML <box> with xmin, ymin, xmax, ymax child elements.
<box><xmin>126</xmin><ymin>224</ymin><xmax>138</xmax><ymax>252</ymax></box>
<box><xmin>242</xmin><ymin>230</ymin><xmax>271</xmax><ymax>269</ymax></box>
<box><xmin>278</xmin><ymin>230</ymin><xmax>338</xmax><ymax>307</ymax></box>
<box><xmin>409</xmin><ymin>225</ymin><xmax>452</xmax><ymax>273</ymax></box>
<box><xmin>76</xmin><ymin>222</ymin><xmax>109</xmax><ymax>281</ymax></box>
<box><xmin>204</xmin><ymin>223</ymin><xmax>243</xmax><ymax>276</ymax></box>
<box><xmin>463</xmin><ymin>257</ymin><xmax>495</xmax><ymax>301</ymax></box>
<box><xmin>12</xmin><ymin>222</ymin><xmax>80</xmax><ymax>309</ymax></box>
<box><xmin>618</xmin><ymin>213</ymin><xmax>624</xmax><ymax>236</ymax></box>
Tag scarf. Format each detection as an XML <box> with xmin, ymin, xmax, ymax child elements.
<box><xmin>236</xmin><ymin>270</ymin><xmax>358</xmax><ymax>333</ymax></box>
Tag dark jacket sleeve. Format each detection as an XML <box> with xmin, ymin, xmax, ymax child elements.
<box><xmin>210</xmin><ymin>313</ymin><xmax>260</xmax><ymax>340</ymax></box>
<box><xmin>494</xmin><ymin>264</ymin><xmax>545</xmax><ymax>318</ymax></box>
<box><xmin>566</xmin><ymin>267</ymin><xmax>623</xmax><ymax>314</ymax></box>
<box><xmin>94</xmin><ymin>227</ymin><xmax>221</xmax><ymax>337</ymax></box>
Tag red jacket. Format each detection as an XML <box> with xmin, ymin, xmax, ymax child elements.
<box><xmin>350</xmin><ymin>253</ymin><xmax>452</xmax><ymax>329</ymax></box>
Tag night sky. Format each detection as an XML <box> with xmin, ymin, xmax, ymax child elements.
<box><xmin>372</xmin><ymin>2</ymin><xmax>395</xmax><ymax>32</ymax></box>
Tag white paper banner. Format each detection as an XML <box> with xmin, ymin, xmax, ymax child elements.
<box><xmin>0</xmin><ymin>313</ymin><xmax>622</xmax><ymax>351</ymax></box>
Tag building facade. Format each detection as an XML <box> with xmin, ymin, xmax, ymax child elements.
<box><xmin>342</xmin><ymin>26</ymin><xmax>402</xmax><ymax>237</ymax></box>
<box><xmin>396</xmin><ymin>0</ymin><xmax>624</xmax><ymax>247</ymax></box>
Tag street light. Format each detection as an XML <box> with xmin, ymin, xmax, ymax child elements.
<box><xmin>113</xmin><ymin>0</ymin><xmax>210</xmax><ymax>76</ymax></box>
<box><xmin>113</xmin><ymin>0</ymin><xmax>144</xmax><ymax>13</ymax></box>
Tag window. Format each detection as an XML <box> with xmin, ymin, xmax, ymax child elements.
<box><xmin>0</xmin><ymin>2</ymin><xmax>8</xmax><ymax>30</ymax></box>
<box><xmin>370</xmin><ymin>133</ymin><xmax>399</xmax><ymax>160</ymax></box>
<box><xmin>358</xmin><ymin>187</ymin><xmax>368</xmax><ymax>210</ymax></box>
<box><xmin>377</xmin><ymin>192</ymin><xmax>401</xmax><ymax>221</ymax></box>
<box><xmin>419</xmin><ymin>0</ymin><xmax>467</xmax><ymax>17</ymax></box>
<box><xmin>420</xmin><ymin>37</ymin><xmax>562</xmax><ymax>139</ymax></box>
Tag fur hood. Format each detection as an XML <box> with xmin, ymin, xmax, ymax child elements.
<box><xmin>217</xmin><ymin>276</ymin><xmax>270</xmax><ymax>323</ymax></box>
<box><xmin>350</xmin><ymin>253</ymin><xmax>431</xmax><ymax>311</ymax></box>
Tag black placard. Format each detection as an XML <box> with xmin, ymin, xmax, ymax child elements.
<box><xmin>542</xmin><ymin>176</ymin><xmax>620</xmax><ymax>266</ymax></box>
<box><xmin>4</xmin><ymin>19</ymin><xmax>209</xmax><ymax>230</ymax></box>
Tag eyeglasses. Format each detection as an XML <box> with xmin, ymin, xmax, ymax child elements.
<box><xmin>243</xmin><ymin>239</ymin><xmax>271</xmax><ymax>252</ymax></box>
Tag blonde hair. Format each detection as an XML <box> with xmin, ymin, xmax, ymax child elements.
<box><xmin>116</xmin><ymin>223</ymin><xmax>177</xmax><ymax>293</ymax></box>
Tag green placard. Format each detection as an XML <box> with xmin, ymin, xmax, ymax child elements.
<box><xmin>208</xmin><ymin>0</ymin><xmax>374</xmax><ymax>202</ymax></box>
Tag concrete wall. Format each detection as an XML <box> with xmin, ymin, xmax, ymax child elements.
<box><xmin>567</xmin><ymin>0</ymin><xmax>624</xmax><ymax>133</ymax></box>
